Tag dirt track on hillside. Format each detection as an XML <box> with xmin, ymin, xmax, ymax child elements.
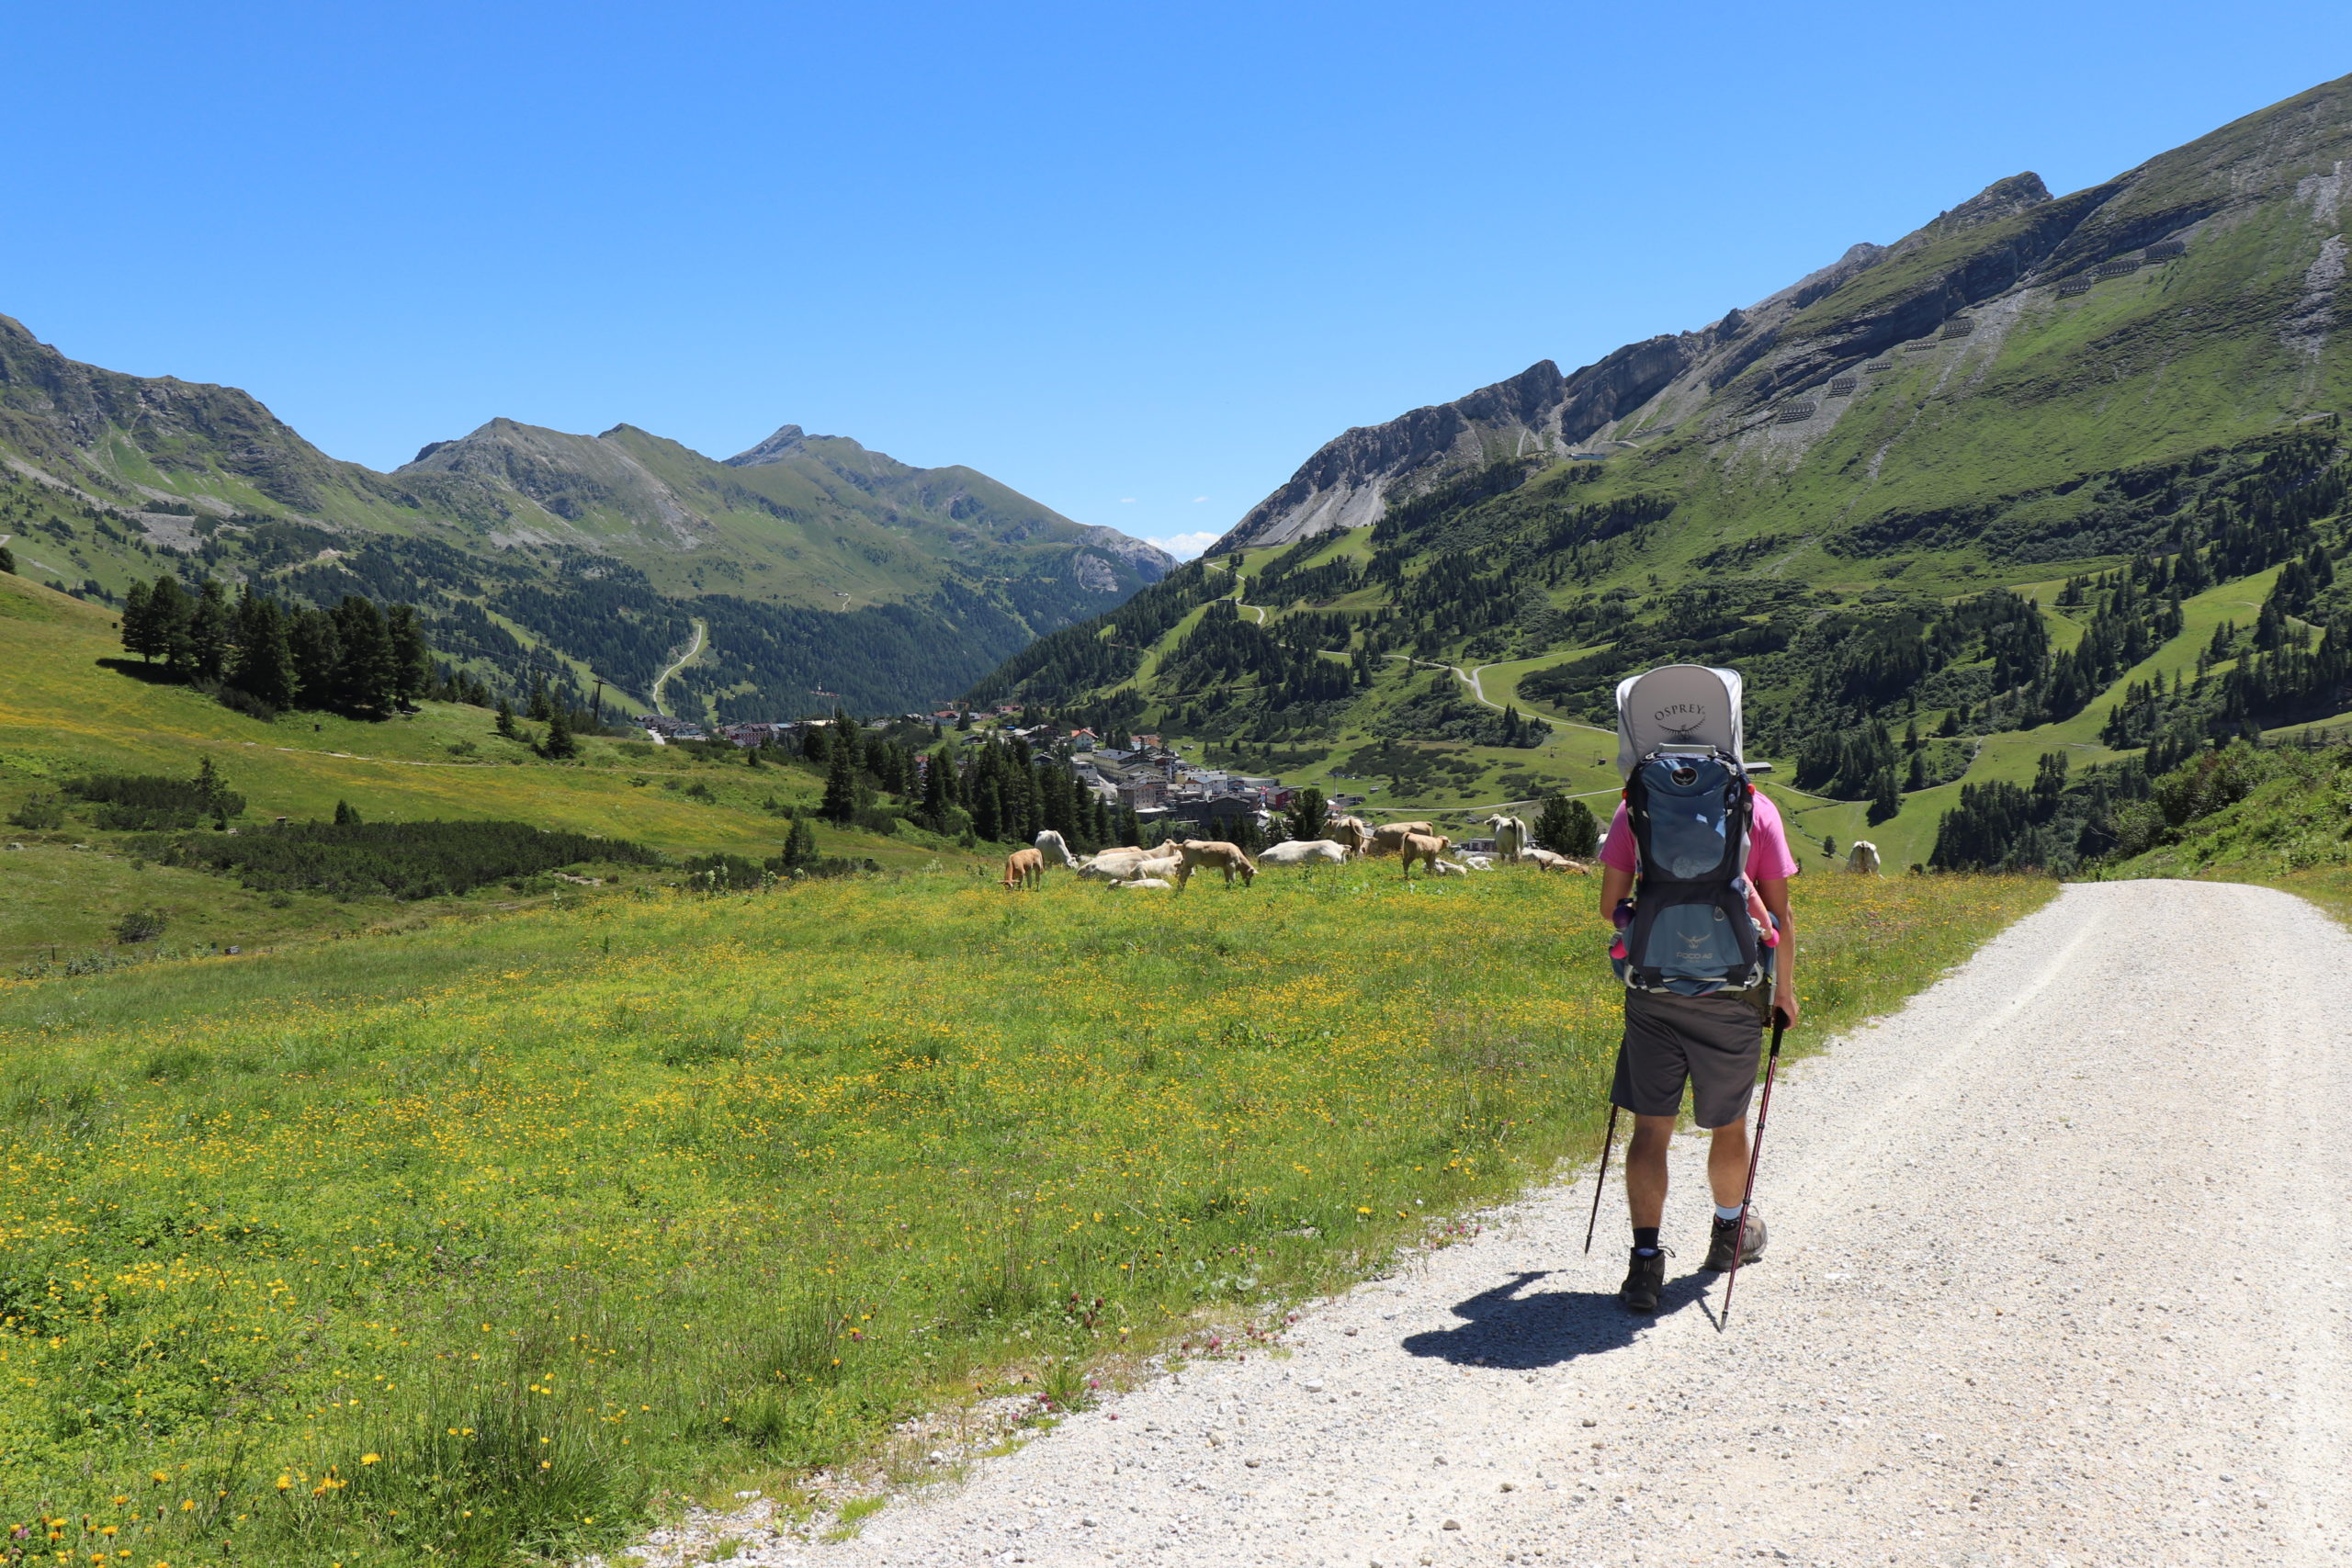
<box><xmin>648</xmin><ymin>880</ymin><xmax>2352</xmax><ymax>1568</ymax></box>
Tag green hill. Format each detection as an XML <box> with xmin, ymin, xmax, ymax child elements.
<box><xmin>966</xmin><ymin>74</ymin><xmax>2352</xmax><ymax>865</ymax></box>
<box><xmin>0</xmin><ymin>570</ymin><xmax>977</xmax><ymax>964</ymax></box>
<box><xmin>0</xmin><ymin>317</ymin><xmax>1174</xmax><ymax>716</ymax></box>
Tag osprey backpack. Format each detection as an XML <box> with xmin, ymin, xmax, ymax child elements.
<box><xmin>1612</xmin><ymin>746</ymin><xmax>1770</xmax><ymax>996</ymax></box>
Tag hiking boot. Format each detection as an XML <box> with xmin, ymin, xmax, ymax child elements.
<box><xmin>1704</xmin><ymin>1208</ymin><xmax>1766</xmax><ymax>1271</ymax></box>
<box><xmin>1621</xmin><ymin>1247</ymin><xmax>1668</xmax><ymax>1313</ymax></box>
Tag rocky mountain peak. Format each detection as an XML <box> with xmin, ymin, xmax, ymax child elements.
<box><xmin>724</xmin><ymin>424</ymin><xmax>811</xmax><ymax>468</ymax></box>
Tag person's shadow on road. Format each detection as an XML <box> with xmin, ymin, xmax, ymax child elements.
<box><xmin>1398</xmin><ymin>1269</ymin><xmax>1713</xmax><ymax>1367</ymax></box>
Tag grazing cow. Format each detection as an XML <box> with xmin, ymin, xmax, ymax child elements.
<box><xmin>1260</xmin><ymin>839</ymin><xmax>1350</xmax><ymax>866</ymax></box>
<box><xmin>1847</xmin><ymin>840</ymin><xmax>1883</xmax><ymax>875</ymax></box>
<box><xmin>1110</xmin><ymin>876</ymin><xmax>1174</xmax><ymax>890</ymax></box>
<box><xmin>1169</xmin><ymin>839</ymin><xmax>1257</xmax><ymax>887</ymax></box>
<box><xmin>1368</xmin><ymin>820</ymin><xmax>1435</xmax><ymax>857</ymax></box>
<box><xmin>1397</xmin><ymin>831</ymin><xmax>1452</xmax><ymax>878</ymax></box>
<box><xmin>1325</xmin><ymin>815</ymin><xmax>1374</xmax><ymax>857</ymax></box>
<box><xmin>1075</xmin><ymin>846</ymin><xmax>1152</xmax><ymax>881</ymax></box>
<box><xmin>1482</xmin><ymin>813</ymin><xmax>1532</xmax><ymax>863</ymax></box>
<box><xmin>1034</xmin><ymin>829</ymin><xmax>1080</xmax><ymax>867</ymax></box>
<box><xmin>1525</xmin><ymin>847</ymin><xmax>1592</xmax><ymax>874</ymax></box>
<box><xmin>1001</xmin><ymin>847</ymin><xmax>1045</xmax><ymax>891</ymax></box>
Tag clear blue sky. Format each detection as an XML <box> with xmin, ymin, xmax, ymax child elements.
<box><xmin>6</xmin><ymin>4</ymin><xmax>2349</xmax><ymax>558</ymax></box>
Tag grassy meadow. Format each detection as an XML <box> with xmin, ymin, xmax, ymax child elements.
<box><xmin>0</xmin><ymin>863</ymin><xmax>2051</xmax><ymax>1567</ymax></box>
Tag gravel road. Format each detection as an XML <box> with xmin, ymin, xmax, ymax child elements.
<box><xmin>701</xmin><ymin>880</ymin><xmax>2352</xmax><ymax>1568</ymax></box>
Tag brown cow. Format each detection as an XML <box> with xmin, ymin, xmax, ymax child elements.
<box><xmin>1325</xmin><ymin>814</ymin><xmax>1373</xmax><ymax>857</ymax></box>
<box><xmin>1397</xmin><ymin>831</ymin><xmax>1452</xmax><ymax>878</ymax></box>
<box><xmin>1169</xmin><ymin>839</ymin><xmax>1257</xmax><ymax>887</ymax></box>
<box><xmin>1367</xmin><ymin>820</ymin><xmax>1435</xmax><ymax>857</ymax></box>
<box><xmin>1001</xmin><ymin>846</ymin><xmax>1045</xmax><ymax>891</ymax></box>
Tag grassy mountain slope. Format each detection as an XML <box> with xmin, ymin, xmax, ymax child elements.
<box><xmin>0</xmin><ymin>571</ymin><xmax>972</xmax><ymax>963</ymax></box>
<box><xmin>969</xmin><ymin>75</ymin><xmax>2352</xmax><ymax>862</ymax></box>
<box><xmin>0</xmin><ymin>315</ymin><xmax>1172</xmax><ymax>716</ymax></box>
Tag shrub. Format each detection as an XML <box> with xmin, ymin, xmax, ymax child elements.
<box><xmin>114</xmin><ymin>909</ymin><xmax>169</xmax><ymax>943</ymax></box>
<box><xmin>150</xmin><ymin>820</ymin><xmax>664</xmax><ymax>901</ymax></box>
<box><xmin>63</xmin><ymin>764</ymin><xmax>245</xmax><ymax>830</ymax></box>
<box><xmin>7</xmin><ymin>795</ymin><xmax>64</xmax><ymax>830</ymax></box>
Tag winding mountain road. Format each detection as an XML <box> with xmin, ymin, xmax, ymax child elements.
<box><xmin>762</xmin><ymin>880</ymin><xmax>2349</xmax><ymax>1568</ymax></box>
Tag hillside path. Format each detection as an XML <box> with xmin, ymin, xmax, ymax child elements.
<box><xmin>650</xmin><ymin>618</ymin><xmax>707</xmax><ymax>717</ymax></box>
<box><xmin>794</xmin><ymin>880</ymin><xmax>2350</xmax><ymax>1568</ymax></box>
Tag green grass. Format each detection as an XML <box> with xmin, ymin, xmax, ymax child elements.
<box><xmin>0</xmin><ymin>864</ymin><xmax>2050</xmax><ymax>1567</ymax></box>
<box><xmin>0</xmin><ymin>574</ymin><xmax>976</xmax><ymax>962</ymax></box>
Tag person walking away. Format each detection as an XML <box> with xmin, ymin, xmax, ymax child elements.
<box><xmin>1598</xmin><ymin>798</ymin><xmax>1797</xmax><ymax>1309</ymax></box>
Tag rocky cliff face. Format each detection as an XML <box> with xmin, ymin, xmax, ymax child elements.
<box><xmin>1211</xmin><ymin>71</ymin><xmax>2352</xmax><ymax>554</ymax></box>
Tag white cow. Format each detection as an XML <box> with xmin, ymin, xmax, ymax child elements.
<box><xmin>1121</xmin><ymin>853</ymin><xmax>1183</xmax><ymax>883</ymax></box>
<box><xmin>1430</xmin><ymin>858</ymin><xmax>1473</xmax><ymax>876</ymax></box>
<box><xmin>1111</xmin><ymin>877</ymin><xmax>1173</xmax><ymax>890</ymax></box>
<box><xmin>1034</xmin><ymin>829</ymin><xmax>1080</xmax><ymax>867</ymax></box>
<box><xmin>1525</xmin><ymin>847</ymin><xmax>1592</xmax><ymax>874</ymax></box>
<box><xmin>1260</xmin><ymin>839</ymin><xmax>1350</xmax><ymax>866</ymax></box>
<box><xmin>1482</xmin><ymin>814</ymin><xmax>1532</xmax><ymax>863</ymax></box>
<box><xmin>1846</xmin><ymin>840</ymin><xmax>1883</xmax><ymax>875</ymax></box>
<box><xmin>1075</xmin><ymin>846</ymin><xmax>1154</xmax><ymax>881</ymax></box>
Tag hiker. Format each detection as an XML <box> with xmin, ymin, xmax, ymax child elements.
<box><xmin>1597</xmin><ymin>665</ymin><xmax>1799</xmax><ymax>1313</ymax></box>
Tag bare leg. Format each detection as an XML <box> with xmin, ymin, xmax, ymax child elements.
<box><xmin>1624</xmin><ymin>1113</ymin><xmax>1677</xmax><ymax>1229</ymax></box>
<box><xmin>1706</xmin><ymin>1118</ymin><xmax>1751</xmax><ymax>1209</ymax></box>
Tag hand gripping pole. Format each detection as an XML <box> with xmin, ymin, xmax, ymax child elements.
<box><xmin>1720</xmin><ymin>1007</ymin><xmax>1787</xmax><ymax>1325</ymax></box>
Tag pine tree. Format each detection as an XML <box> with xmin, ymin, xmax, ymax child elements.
<box><xmin>0</xmin><ymin>545</ymin><xmax>14</xmax><ymax>574</ymax></box>
<box><xmin>918</xmin><ymin>746</ymin><xmax>953</xmax><ymax>829</ymax></box>
<box><xmin>495</xmin><ymin>699</ymin><xmax>518</xmax><ymax>739</ymax></box>
<box><xmin>119</xmin><ymin>580</ymin><xmax>158</xmax><ymax>660</ymax></box>
<box><xmin>526</xmin><ymin>671</ymin><xmax>554</xmax><ymax>722</ymax></box>
<box><xmin>147</xmin><ymin>577</ymin><xmax>196</xmax><ymax>673</ymax></box>
<box><xmin>231</xmin><ymin>592</ymin><xmax>298</xmax><ymax>710</ymax></box>
<box><xmin>541</xmin><ymin>705</ymin><xmax>579</xmax><ymax>760</ymax></box>
<box><xmin>1286</xmin><ymin>785</ymin><xmax>1329</xmax><ymax>842</ymax></box>
<box><xmin>1533</xmin><ymin>795</ymin><xmax>1597</xmax><ymax>857</ymax></box>
<box><xmin>288</xmin><ymin>608</ymin><xmax>341</xmax><ymax>706</ymax></box>
<box><xmin>332</xmin><ymin>596</ymin><xmax>395</xmax><ymax>715</ymax></box>
<box><xmin>384</xmin><ymin>604</ymin><xmax>433</xmax><ymax>706</ymax></box>
<box><xmin>334</xmin><ymin>798</ymin><xmax>363</xmax><ymax>826</ymax></box>
<box><xmin>1905</xmin><ymin>750</ymin><xmax>1927</xmax><ymax>793</ymax></box>
<box><xmin>189</xmin><ymin>579</ymin><xmax>233</xmax><ymax>681</ymax></box>
<box><xmin>778</xmin><ymin>816</ymin><xmax>819</xmax><ymax>873</ymax></box>
<box><xmin>1866</xmin><ymin>767</ymin><xmax>1900</xmax><ymax>826</ymax></box>
<box><xmin>821</xmin><ymin>733</ymin><xmax>859</xmax><ymax>825</ymax></box>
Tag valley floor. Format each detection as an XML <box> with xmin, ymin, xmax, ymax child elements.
<box><xmin>776</xmin><ymin>880</ymin><xmax>2349</xmax><ymax>1568</ymax></box>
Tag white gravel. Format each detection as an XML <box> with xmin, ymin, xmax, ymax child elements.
<box><xmin>667</xmin><ymin>880</ymin><xmax>2352</xmax><ymax>1567</ymax></box>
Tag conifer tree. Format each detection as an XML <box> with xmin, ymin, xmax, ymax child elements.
<box><xmin>119</xmin><ymin>580</ymin><xmax>158</xmax><ymax>660</ymax></box>
<box><xmin>334</xmin><ymin>798</ymin><xmax>363</xmax><ymax>826</ymax></box>
<box><xmin>1286</xmin><ymin>785</ymin><xmax>1329</xmax><ymax>843</ymax></box>
<box><xmin>1533</xmin><ymin>794</ymin><xmax>1598</xmax><ymax>857</ymax></box>
<box><xmin>189</xmin><ymin>579</ymin><xmax>233</xmax><ymax>681</ymax></box>
<box><xmin>288</xmin><ymin>607</ymin><xmax>341</xmax><ymax>706</ymax></box>
<box><xmin>541</xmin><ymin>705</ymin><xmax>579</xmax><ymax>760</ymax></box>
<box><xmin>231</xmin><ymin>591</ymin><xmax>298</xmax><ymax>710</ymax></box>
<box><xmin>918</xmin><ymin>746</ymin><xmax>954</xmax><ymax>829</ymax></box>
<box><xmin>146</xmin><ymin>577</ymin><xmax>196</xmax><ymax>673</ymax></box>
<box><xmin>821</xmin><ymin>733</ymin><xmax>859</xmax><ymax>825</ymax></box>
<box><xmin>495</xmin><ymin>699</ymin><xmax>519</xmax><ymax>739</ymax></box>
<box><xmin>526</xmin><ymin>671</ymin><xmax>554</xmax><ymax>722</ymax></box>
<box><xmin>778</xmin><ymin>815</ymin><xmax>819</xmax><ymax>872</ymax></box>
<box><xmin>332</xmin><ymin>596</ymin><xmax>396</xmax><ymax>715</ymax></box>
<box><xmin>384</xmin><ymin>604</ymin><xmax>433</xmax><ymax>705</ymax></box>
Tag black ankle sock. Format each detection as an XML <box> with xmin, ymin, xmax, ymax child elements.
<box><xmin>1633</xmin><ymin>1226</ymin><xmax>1660</xmax><ymax>1254</ymax></box>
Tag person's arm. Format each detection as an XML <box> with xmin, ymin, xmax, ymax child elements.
<box><xmin>1599</xmin><ymin>863</ymin><xmax>1634</xmax><ymax>922</ymax></box>
<box><xmin>1756</xmin><ymin>874</ymin><xmax>1798</xmax><ymax>1027</ymax></box>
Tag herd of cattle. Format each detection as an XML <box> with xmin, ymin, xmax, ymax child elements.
<box><xmin>1000</xmin><ymin>813</ymin><xmax>1596</xmax><ymax>891</ymax></box>
<box><xmin>998</xmin><ymin>817</ymin><xmax>1890</xmax><ymax>890</ymax></box>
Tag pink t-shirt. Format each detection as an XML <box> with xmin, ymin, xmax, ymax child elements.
<box><xmin>1599</xmin><ymin>787</ymin><xmax>1800</xmax><ymax>884</ymax></box>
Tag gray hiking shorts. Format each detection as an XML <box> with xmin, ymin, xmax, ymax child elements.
<box><xmin>1610</xmin><ymin>987</ymin><xmax>1766</xmax><ymax>1129</ymax></box>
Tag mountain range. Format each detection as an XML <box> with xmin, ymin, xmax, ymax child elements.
<box><xmin>970</xmin><ymin>72</ymin><xmax>2352</xmax><ymax>869</ymax></box>
<box><xmin>0</xmin><ymin>317</ymin><xmax>1173</xmax><ymax>714</ymax></box>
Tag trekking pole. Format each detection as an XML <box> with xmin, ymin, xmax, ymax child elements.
<box><xmin>1583</xmin><ymin>1103</ymin><xmax>1620</xmax><ymax>1255</ymax></box>
<box><xmin>1720</xmin><ymin>1007</ymin><xmax>1788</xmax><ymax>1325</ymax></box>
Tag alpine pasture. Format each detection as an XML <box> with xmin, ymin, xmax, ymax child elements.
<box><xmin>0</xmin><ymin>863</ymin><xmax>2049</xmax><ymax>1567</ymax></box>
